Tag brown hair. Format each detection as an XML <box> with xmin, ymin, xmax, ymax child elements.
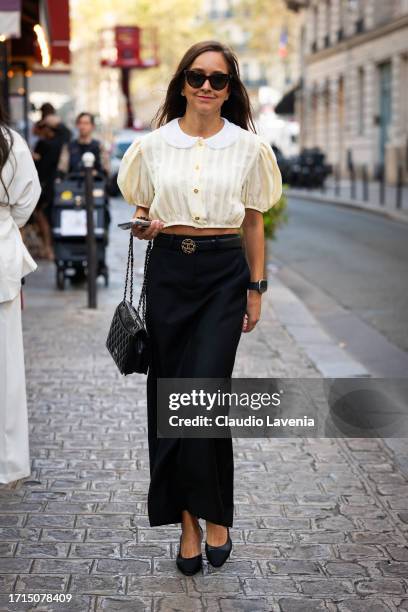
<box><xmin>76</xmin><ymin>112</ymin><xmax>95</xmax><ymax>125</ymax></box>
<box><xmin>151</xmin><ymin>40</ymin><xmax>257</xmax><ymax>133</ymax></box>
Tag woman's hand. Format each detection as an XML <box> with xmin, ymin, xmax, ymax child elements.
<box><xmin>131</xmin><ymin>218</ymin><xmax>165</xmax><ymax>240</ymax></box>
<box><xmin>242</xmin><ymin>291</ymin><xmax>261</xmax><ymax>333</ymax></box>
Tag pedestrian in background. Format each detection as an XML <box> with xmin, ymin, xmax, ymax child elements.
<box><xmin>40</xmin><ymin>102</ymin><xmax>56</xmax><ymax>120</ymax></box>
<box><xmin>57</xmin><ymin>112</ymin><xmax>110</xmax><ymax>178</ymax></box>
<box><xmin>32</xmin><ymin>120</ymin><xmax>60</xmax><ymax>260</ymax></box>
<box><xmin>31</xmin><ymin>102</ymin><xmax>56</xmax><ymax>149</ymax></box>
<box><xmin>118</xmin><ymin>40</ymin><xmax>282</xmax><ymax>575</ymax></box>
<box><xmin>56</xmin><ymin>111</ymin><xmax>111</xmax><ymax>282</ymax></box>
<box><xmin>32</xmin><ymin>103</ymin><xmax>71</xmax><ymax>151</ymax></box>
<box><xmin>0</xmin><ymin>101</ymin><xmax>41</xmax><ymax>485</ymax></box>
<box><xmin>31</xmin><ymin>112</ymin><xmax>71</xmax><ymax>260</ymax></box>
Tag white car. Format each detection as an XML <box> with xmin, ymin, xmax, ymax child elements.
<box><xmin>109</xmin><ymin>129</ymin><xmax>150</xmax><ymax>196</ymax></box>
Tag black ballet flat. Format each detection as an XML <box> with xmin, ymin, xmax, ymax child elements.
<box><xmin>205</xmin><ymin>527</ymin><xmax>232</xmax><ymax>568</ymax></box>
<box><xmin>176</xmin><ymin>524</ymin><xmax>203</xmax><ymax>576</ymax></box>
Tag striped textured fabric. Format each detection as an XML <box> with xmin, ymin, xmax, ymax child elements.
<box><xmin>117</xmin><ymin>116</ymin><xmax>282</xmax><ymax>230</ymax></box>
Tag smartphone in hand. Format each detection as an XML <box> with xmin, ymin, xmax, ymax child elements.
<box><xmin>118</xmin><ymin>219</ymin><xmax>151</xmax><ymax>230</ymax></box>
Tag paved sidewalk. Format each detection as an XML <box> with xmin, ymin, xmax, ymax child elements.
<box><xmin>287</xmin><ymin>182</ymin><xmax>408</xmax><ymax>224</ymax></box>
<box><xmin>1</xmin><ymin>199</ymin><xmax>408</xmax><ymax>611</ymax></box>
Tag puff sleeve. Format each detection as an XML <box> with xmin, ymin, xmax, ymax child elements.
<box><xmin>117</xmin><ymin>138</ymin><xmax>155</xmax><ymax>208</ymax></box>
<box><xmin>241</xmin><ymin>137</ymin><xmax>282</xmax><ymax>213</ymax></box>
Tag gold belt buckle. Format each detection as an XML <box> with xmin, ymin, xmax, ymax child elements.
<box><xmin>181</xmin><ymin>238</ymin><xmax>196</xmax><ymax>254</ymax></box>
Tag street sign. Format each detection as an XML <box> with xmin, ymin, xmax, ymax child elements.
<box><xmin>100</xmin><ymin>26</ymin><xmax>158</xmax><ymax>69</ymax></box>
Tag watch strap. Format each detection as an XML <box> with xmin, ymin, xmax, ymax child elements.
<box><xmin>248</xmin><ymin>281</ymin><xmax>260</xmax><ymax>290</ymax></box>
<box><xmin>247</xmin><ymin>279</ymin><xmax>268</xmax><ymax>293</ymax></box>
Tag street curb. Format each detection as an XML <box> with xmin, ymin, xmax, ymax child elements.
<box><xmin>267</xmin><ymin>265</ymin><xmax>371</xmax><ymax>378</ymax></box>
<box><xmin>287</xmin><ymin>188</ymin><xmax>408</xmax><ymax>224</ymax></box>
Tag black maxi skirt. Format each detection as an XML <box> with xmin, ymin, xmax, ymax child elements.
<box><xmin>145</xmin><ymin>232</ymin><xmax>251</xmax><ymax>527</ymax></box>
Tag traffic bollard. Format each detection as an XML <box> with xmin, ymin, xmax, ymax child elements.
<box><xmin>82</xmin><ymin>152</ymin><xmax>97</xmax><ymax>309</ymax></box>
<box><xmin>396</xmin><ymin>165</ymin><xmax>403</xmax><ymax>210</ymax></box>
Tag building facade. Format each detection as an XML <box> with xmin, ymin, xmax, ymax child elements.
<box><xmin>2</xmin><ymin>0</ymin><xmax>71</xmax><ymax>141</ymax></box>
<box><xmin>287</xmin><ymin>0</ymin><xmax>408</xmax><ymax>183</ymax></box>
<box><xmin>200</xmin><ymin>0</ymin><xmax>300</xmax><ymax>116</ymax></box>
<box><xmin>69</xmin><ymin>0</ymin><xmax>300</xmax><ymax>139</ymax></box>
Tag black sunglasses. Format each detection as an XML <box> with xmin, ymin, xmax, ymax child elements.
<box><xmin>184</xmin><ymin>69</ymin><xmax>232</xmax><ymax>91</ymax></box>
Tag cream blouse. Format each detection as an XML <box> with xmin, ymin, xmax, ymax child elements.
<box><xmin>117</xmin><ymin>116</ymin><xmax>282</xmax><ymax>229</ymax></box>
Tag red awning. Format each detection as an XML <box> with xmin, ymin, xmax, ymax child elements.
<box><xmin>46</xmin><ymin>0</ymin><xmax>70</xmax><ymax>65</ymax></box>
<box><xmin>10</xmin><ymin>0</ymin><xmax>69</xmax><ymax>67</ymax></box>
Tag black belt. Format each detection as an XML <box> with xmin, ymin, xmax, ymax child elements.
<box><xmin>153</xmin><ymin>233</ymin><xmax>242</xmax><ymax>254</ymax></box>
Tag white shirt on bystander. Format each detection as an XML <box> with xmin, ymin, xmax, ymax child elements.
<box><xmin>0</xmin><ymin>127</ymin><xmax>41</xmax><ymax>303</ymax></box>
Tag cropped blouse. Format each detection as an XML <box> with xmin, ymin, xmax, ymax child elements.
<box><xmin>117</xmin><ymin>116</ymin><xmax>282</xmax><ymax>229</ymax></box>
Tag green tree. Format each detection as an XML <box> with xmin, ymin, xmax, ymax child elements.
<box><xmin>70</xmin><ymin>0</ymin><xmax>213</xmax><ymax>114</ymax></box>
<box><xmin>263</xmin><ymin>187</ymin><xmax>288</xmax><ymax>240</ymax></box>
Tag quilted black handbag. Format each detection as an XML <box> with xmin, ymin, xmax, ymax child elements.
<box><xmin>106</xmin><ymin>233</ymin><xmax>152</xmax><ymax>375</ymax></box>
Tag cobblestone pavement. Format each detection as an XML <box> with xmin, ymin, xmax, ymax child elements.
<box><xmin>1</xmin><ymin>199</ymin><xmax>408</xmax><ymax>611</ymax></box>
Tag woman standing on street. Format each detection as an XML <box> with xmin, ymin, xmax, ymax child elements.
<box><xmin>118</xmin><ymin>40</ymin><xmax>282</xmax><ymax>575</ymax></box>
<box><xmin>0</xmin><ymin>102</ymin><xmax>41</xmax><ymax>484</ymax></box>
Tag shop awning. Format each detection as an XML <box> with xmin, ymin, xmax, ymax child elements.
<box><xmin>10</xmin><ymin>0</ymin><xmax>49</xmax><ymax>63</ymax></box>
<box><xmin>9</xmin><ymin>0</ymin><xmax>69</xmax><ymax>68</ymax></box>
<box><xmin>275</xmin><ymin>82</ymin><xmax>301</xmax><ymax>116</ymax></box>
<box><xmin>46</xmin><ymin>0</ymin><xmax>70</xmax><ymax>65</ymax></box>
<box><xmin>0</xmin><ymin>0</ymin><xmax>21</xmax><ymax>38</ymax></box>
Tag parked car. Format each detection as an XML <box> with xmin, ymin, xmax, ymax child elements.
<box><xmin>108</xmin><ymin>129</ymin><xmax>150</xmax><ymax>196</ymax></box>
<box><xmin>271</xmin><ymin>145</ymin><xmax>291</xmax><ymax>184</ymax></box>
<box><xmin>279</xmin><ymin>147</ymin><xmax>332</xmax><ymax>188</ymax></box>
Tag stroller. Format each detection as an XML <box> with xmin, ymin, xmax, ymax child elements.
<box><xmin>51</xmin><ymin>172</ymin><xmax>110</xmax><ymax>290</ymax></box>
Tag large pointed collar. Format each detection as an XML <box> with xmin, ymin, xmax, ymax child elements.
<box><xmin>159</xmin><ymin>116</ymin><xmax>241</xmax><ymax>149</ymax></box>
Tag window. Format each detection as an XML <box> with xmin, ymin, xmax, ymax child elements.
<box><xmin>312</xmin><ymin>5</ymin><xmax>318</xmax><ymax>50</ymax></box>
<box><xmin>325</xmin><ymin>0</ymin><xmax>331</xmax><ymax>46</ymax></box>
<box><xmin>209</xmin><ymin>0</ymin><xmax>218</xmax><ymax>19</ymax></box>
<box><xmin>259</xmin><ymin>62</ymin><xmax>268</xmax><ymax>86</ymax></box>
<box><xmin>241</xmin><ymin>62</ymin><xmax>250</xmax><ymax>83</ymax></box>
<box><xmin>356</xmin><ymin>0</ymin><xmax>365</xmax><ymax>32</ymax></box>
<box><xmin>225</xmin><ymin>0</ymin><xmax>234</xmax><ymax>17</ymax></box>
<box><xmin>338</xmin><ymin>0</ymin><xmax>344</xmax><ymax>41</ymax></box>
<box><xmin>357</xmin><ymin>67</ymin><xmax>365</xmax><ymax>135</ymax></box>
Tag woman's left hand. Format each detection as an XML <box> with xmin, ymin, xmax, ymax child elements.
<box><xmin>242</xmin><ymin>292</ymin><xmax>261</xmax><ymax>333</ymax></box>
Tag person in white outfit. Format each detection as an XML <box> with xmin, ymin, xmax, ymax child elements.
<box><xmin>0</xmin><ymin>105</ymin><xmax>41</xmax><ymax>484</ymax></box>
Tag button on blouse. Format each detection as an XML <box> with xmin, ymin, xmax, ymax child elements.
<box><xmin>117</xmin><ymin>116</ymin><xmax>282</xmax><ymax>229</ymax></box>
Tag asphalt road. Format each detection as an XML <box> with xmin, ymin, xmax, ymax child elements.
<box><xmin>269</xmin><ymin>197</ymin><xmax>408</xmax><ymax>371</ymax></box>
